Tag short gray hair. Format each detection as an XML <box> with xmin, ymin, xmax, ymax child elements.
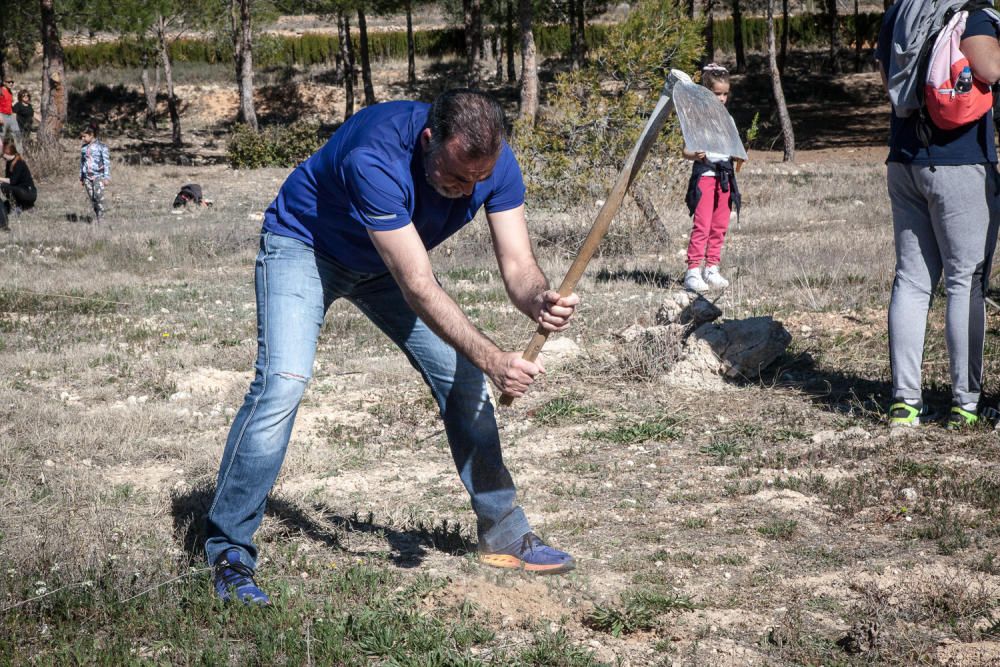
<box><xmin>425</xmin><ymin>89</ymin><xmax>506</xmax><ymax>160</ymax></box>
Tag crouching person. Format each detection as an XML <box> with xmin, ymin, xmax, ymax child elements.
<box><xmin>205</xmin><ymin>89</ymin><xmax>581</xmax><ymax>605</ymax></box>
<box><xmin>0</xmin><ymin>138</ymin><xmax>36</xmax><ymax>231</ymax></box>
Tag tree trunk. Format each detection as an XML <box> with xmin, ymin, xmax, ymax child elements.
<box><xmin>687</xmin><ymin>0</ymin><xmax>695</xmax><ymax>19</ymax></box>
<box><xmin>631</xmin><ymin>185</ymin><xmax>669</xmax><ymax>243</ymax></box>
<box><xmin>405</xmin><ymin>0</ymin><xmax>416</xmax><ymax>88</ymax></box>
<box><xmin>233</xmin><ymin>0</ymin><xmax>258</xmax><ymax>130</ymax></box>
<box><xmin>827</xmin><ymin>0</ymin><xmax>840</xmax><ymax>74</ymax></box>
<box><xmin>506</xmin><ymin>0</ymin><xmax>516</xmax><ymax>82</ymax></box>
<box><xmin>704</xmin><ymin>0</ymin><xmax>715</xmax><ymax>64</ymax></box>
<box><xmin>732</xmin><ymin>0</ymin><xmax>745</xmax><ymax>72</ymax></box>
<box><xmin>575</xmin><ymin>0</ymin><xmax>586</xmax><ymax>66</ymax></box>
<box><xmin>854</xmin><ymin>0</ymin><xmax>862</xmax><ymax>73</ymax></box>
<box><xmin>345</xmin><ymin>14</ymin><xmax>358</xmax><ymax>86</ymax></box>
<box><xmin>493</xmin><ymin>26</ymin><xmax>502</xmax><ymax>82</ymax></box>
<box><xmin>140</xmin><ymin>50</ymin><xmax>158</xmax><ymax>130</ymax></box>
<box><xmin>156</xmin><ymin>16</ymin><xmax>181</xmax><ymax>146</ymax></box>
<box><xmin>463</xmin><ymin>0</ymin><xmax>482</xmax><ymax>86</ymax></box>
<box><xmin>39</xmin><ymin>0</ymin><xmax>67</xmax><ymax>145</ymax></box>
<box><xmin>569</xmin><ymin>0</ymin><xmax>580</xmax><ymax>70</ymax></box>
<box><xmin>517</xmin><ymin>0</ymin><xmax>537</xmax><ymax>124</ymax></box>
<box><xmin>338</xmin><ymin>12</ymin><xmax>354</xmax><ymax>120</ymax></box>
<box><xmin>779</xmin><ymin>0</ymin><xmax>788</xmax><ymax>74</ymax></box>
<box><xmin>357</xmin><ymin>8</ymin><xmax>376</xmax><ymax>106</ymax></box>
<box><xmin>0</xmin><ymin>30</ymin><xmax>8</xmax><ymax>84</ymax></box>
<box><xmin>767</xmin><ymin>0</ymin><xmax>794</xmax><ymax>162</ymax></box>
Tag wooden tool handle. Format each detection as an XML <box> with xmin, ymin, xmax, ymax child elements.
<box><xmin>497</xmin><ymin>76</ymin><xmax>680</xmax><ymax>408</ymax></box>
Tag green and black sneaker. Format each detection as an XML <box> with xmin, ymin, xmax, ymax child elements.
<box><xmin>888</xmin><ymin>401</ymin><xmax>930</xmax><ymax>427</ymax></box>
<box><xmin>946</xmin><ymin>405</ymin><xmax>978</xmax><ymax>431</ymax></box>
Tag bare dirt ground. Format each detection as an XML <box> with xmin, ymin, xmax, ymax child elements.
<box><xmin>4</xmin><ymin>57</ymin><xmax>1000</xmax><ymax>665</ymax></box>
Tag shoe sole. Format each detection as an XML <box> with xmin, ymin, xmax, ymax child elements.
<box><xmin>478</xmin><ymin>553</ymin><xmax>576</xmax><ymax>575</ymax></box>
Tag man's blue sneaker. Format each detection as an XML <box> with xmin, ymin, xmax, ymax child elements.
<box><xmin>213</xmin><ymin>549</ymin><xmax>270</xmax><ymax>605</ymax></box>
<box><xmin>479</xmin><ymin>532</ymin><xmax>576</xmax><ymax>575</ymax></box>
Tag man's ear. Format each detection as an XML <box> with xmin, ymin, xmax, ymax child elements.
<box><xmin>420</xmin><ymin>127</ymin><xmax>432</xmax><ymax>149</ymax></box>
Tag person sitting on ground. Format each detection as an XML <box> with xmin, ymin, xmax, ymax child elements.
<box><xmin>0</xmin><ymin>77</ymin><xmax>23</xmax><ymax>153</ymax></box>
<box><xmin>80</xmin><ymin>123</ymin><xmax>111</xmax><ymax>223</ymax></box>
<box><xmin>0</xmin><ymin>137</ymin><xmax>36</xmax><ymax>231</ymax></box>
<box><xmin>205</xmin><ymin>89</ymin><xmax>580</xmax><ymax>606</ymax></box>
<box><xmin>12</xmin><ymin>91</ymin><xmax>34</xmax><ymax>136</ymax></box>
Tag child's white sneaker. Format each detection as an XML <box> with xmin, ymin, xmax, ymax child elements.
<box><xmin>684</xmin><ymin>268</ymin><xmax>709</xmax><ymax>292</ymax></box>
<box><xmin>703</xmin><ymin>265</ymin><xmax>729</xmax><ymax>289</ymax></box>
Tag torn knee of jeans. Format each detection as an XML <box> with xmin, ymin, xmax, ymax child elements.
<box><xmin>275</xmin><ymin>371</ymin><xmax>309</xmax><ymax>383</ymax></box>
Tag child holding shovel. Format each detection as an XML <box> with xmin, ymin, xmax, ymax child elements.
<box><xmin>682</xmin><ymin>64</ymin><xmax>742</xmax><ymax>293</ymax></box>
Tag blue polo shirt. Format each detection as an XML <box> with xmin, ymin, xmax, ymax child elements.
<box><xmin>262</xmin><ymin>101</ymin><xmax>526</xmax><ymax>273</ymax></box>
<box><xmin>876</xmin><ymin>7</ymin><xmax>1000</xmax><ymax>165</ymax></box>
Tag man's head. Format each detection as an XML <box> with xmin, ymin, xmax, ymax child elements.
<box><xmin>421</xmin><ymin>89</ymin><xmax>506</xmax><ymax>199</ymax></box>
<box><xmin>2</xmin><ymin>77</ymin><xmax>13</xmax><ymax>92</ymax></box>
<box><xmin>17</xmin><ymin>91</ymin><xmax>29</xmax><ymax>104</ymax></box>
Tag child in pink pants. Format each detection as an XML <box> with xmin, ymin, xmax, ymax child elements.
<box><xmin>682</xmin><ymin>64</ymin><xmax>741</xmax><ymax>292</ymax></box>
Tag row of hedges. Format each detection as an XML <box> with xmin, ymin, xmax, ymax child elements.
<box><xmin>65</xmin><ymin>24</ymin><xmax>612</xmax><ymax>71</ymax></box>
<box><xmin>64</xmin><ymin>12</ymin><xmax>881</xmax><ymax>72</ymax></box>
<box><xmin>711</xmin><ymin>12</ymin><xmax>884</xmax><ymax>53</ymax></box>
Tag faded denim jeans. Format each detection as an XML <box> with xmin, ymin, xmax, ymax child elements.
<box><xmin>205</xmin><ymin>232</ymin><xmax>530</xmax><ymax>568</ymax></box>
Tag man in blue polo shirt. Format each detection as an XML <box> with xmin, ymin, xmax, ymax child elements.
<box><xmin>206</xmin><ymin>89</ymin><xmax>581</xmax><ymax>604</ymax></box>
<box><xmin>877</xmin><ymin>2</ymin><xmax>1000</xmax><ymax>429</ymax></box>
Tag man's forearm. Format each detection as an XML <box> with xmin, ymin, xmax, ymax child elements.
<box><xmin>505</xmin><ymin>263</ymin><xmax>550</xmax><ymax>320</ymax></box>
<box><xmin>399</xmin><ymin>276</ymin><xmax>501</xmax><ymax>372</ymax></box>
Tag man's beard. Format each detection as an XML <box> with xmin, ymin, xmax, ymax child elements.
<box><xmin>423</xmin><ymin>147</ymin><xmax>464</xmax><ymax>199</ymax></box>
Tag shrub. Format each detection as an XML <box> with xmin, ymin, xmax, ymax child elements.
<box><xmin>228</xmin><ymin>121</ymin><xmax>324</xmax><ymax>169</ymax></box>
<box><xmin>514</xmin><ymin>0</ymin><xmax>703</xmax><ymax>202</ymax></box>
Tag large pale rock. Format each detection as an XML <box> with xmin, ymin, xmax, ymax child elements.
<box><xmin>665</xmin><ymin>316</ymin><xmax>791</xmax><ymax>385</ymax></box>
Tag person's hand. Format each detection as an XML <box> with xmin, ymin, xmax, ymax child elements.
<box><xmin>695</xmin><ymin>150</ymin><xmax>707</xmax><ymax>162</ymax></box>
<box><xmin>102</xmin><ymin>179</ymin><xmax>110</xmax><ymax>186</ymax></box>
<box><xmin>533</xmin><ymin>290</ymin><xmax>580</xmax><ymax>332</ymax></box>
<box><xmin>487</xmin><ymin>351</ymin><xmax>544</xmax><ymax>398</ymax></box>
<box><xmin>0</xmin><ymin>177</ymin><xmax>8</xmax><ymax>185</ymax></box>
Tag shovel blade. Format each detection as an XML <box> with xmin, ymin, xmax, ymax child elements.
<box><xmin>673</xmin><ymin>78</ymin><xmax>748</xmax><ymax>161</ymax></box>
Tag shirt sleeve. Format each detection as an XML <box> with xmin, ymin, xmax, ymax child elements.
<box><xmin>875</xmin><ymin>6</ymin><xmax>897</xmax><ymax>69</ymax></box>
<box><xmin>483</xmin><ymin>142</ymin><xmax>526</xmax><ymax>214</ymax></box>
<box><xmin>964</xmin><ymin>9</ymin><xmax>1000</xmax><ymax>40</ymax></box>
<box><xmin>342</xmin><ymin>148</ymin><xmax>412</xmax><ymax>231</ymax></box>
<box><xmin>101</xmin><ymin>144</ymin><xmax>110</xmax><ymax>180</ymax></box>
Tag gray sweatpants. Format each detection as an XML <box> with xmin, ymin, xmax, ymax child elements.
<box><xmin>887</xmin><ymin>162</ymin><xmax>1000</xmax><ymax>406</ymax></box>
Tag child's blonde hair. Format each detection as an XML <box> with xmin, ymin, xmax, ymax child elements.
<box><xmin>701</xmin><ymin>63</ymin><xmax>730</xmax><ymax>89</ymax></box>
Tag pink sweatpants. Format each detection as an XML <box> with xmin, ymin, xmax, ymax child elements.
<box><xmin>686</xmin><ymin>175</ymin><xmax>732</xmax><ymax>270</ymax></box>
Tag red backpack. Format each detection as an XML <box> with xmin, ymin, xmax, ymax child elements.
<box><xmin>923</xmin><ymin>4</ymin><xmax>1000</xmax><ymax>130</ymax></box>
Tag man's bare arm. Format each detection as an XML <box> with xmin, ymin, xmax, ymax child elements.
<box><xmin>368</xmin><ymin>223</ymin><xmax>543</xmax><ymax>397</ymax></box>
<box><xmin>963</xmin><ymin>34</ymin><xmax>1000</xmax><ymax>84</ymax></box>
<box><xmin>487</xmin><ymin>205</ymin><xmax>579</xmax><ymax>332</ymax></box>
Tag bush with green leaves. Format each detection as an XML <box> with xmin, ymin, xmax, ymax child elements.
<box><xmin>227</xmin><ymin>121</ymin><xmax>325</xmax><ymax>169</ymax></box>
<box><xmin>513</xmin><ymin>0</ymin><xmax>703</xmax><ymax>202</ymax></box>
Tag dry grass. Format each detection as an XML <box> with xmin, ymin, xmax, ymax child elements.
<box><xmin>3</xmin><ymin>148</ymin><xmax>1000</xmax><ymax>664</ymax></box>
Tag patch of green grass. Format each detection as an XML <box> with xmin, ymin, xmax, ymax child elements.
<box><xmin>699</xmin><ymin>439</ymin><xmax>744</xmax><ymax>463</ymax></box>
<box><xmin>912</xmin><ymin>507</ymin><xmax>971</xmax><ymax>556</ymax></box>
<box><xmin>756</xmin><ymin>519</ymin><xmax>798</xmax><ymax>541</ymax></box>
<box><xmin>584</xmin><ymin>590</ymin><xmax>695</xmax><ymax>637</ymax></box>
<box><xmin>2</xmin><ymin>560</ymin><xmax>589</xmax><ymax>664</ymax></box>
<box><xmin>716</xmin><ymin>553</ymin><xmax>750</xmax><ymax>566</ymax></box>
<box><xmin>682</xmin><ymin>517</ymin><xmax>709</xmax><ymax>529</ymax></box>
<box><xmin>530</xmin><ymin>393</ymin><xmax>601</xmax><ymax>426</ymax></box>
<box><xmin>584</xmin><ymin>416</ymin><xmax>681</xmax><ymax>445</ymax></box>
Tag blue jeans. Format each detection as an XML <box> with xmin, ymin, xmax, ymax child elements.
<box><xmin>205</xmin><ymin>232</ymin><xmax>530</xmax><ymax>568</ymax></box>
